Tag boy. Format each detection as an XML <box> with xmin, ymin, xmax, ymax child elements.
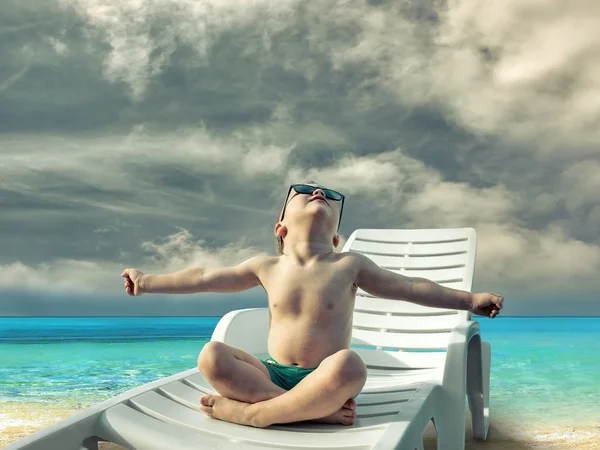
<box><xmin>121</xmin><ymin>182</ymin><xmax>504</xmax><ymax>428</ymax></box>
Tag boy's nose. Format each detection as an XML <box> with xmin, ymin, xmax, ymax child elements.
<box><xmin>313</xmin><ymin>188</ymin><xmax>325</xmax><ymax>197</ymax></box>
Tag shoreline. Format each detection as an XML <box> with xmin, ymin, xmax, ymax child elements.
<box><xmin>2</xmin><ymin>403</ymin><xmax>598</xmax><ymax>449</ymax></box>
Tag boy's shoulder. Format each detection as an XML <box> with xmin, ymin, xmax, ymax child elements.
<box><xmin>242</xmin><ymin>254</ymin><xmax>279</xmax><ymax>272</ymax></box>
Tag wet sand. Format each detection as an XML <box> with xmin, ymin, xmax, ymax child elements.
<box><xmin>2</xmin><ymin>404</ymin><xmax>598</xmax><ymax>449</ymax></box>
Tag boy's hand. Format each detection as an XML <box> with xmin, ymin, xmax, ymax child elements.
<box><xmin>469</xmin><ymin>293</ymin><xmax>504</xmax><ymax>318</ymax></box>
<box><xmin>121</xmin><ymin>268</ymin><xmax>146</xmax><ymax>296</ymax></box>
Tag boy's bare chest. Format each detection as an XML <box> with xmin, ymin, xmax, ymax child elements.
<box><xmin>261</xmin><ymin>260</ymin><xmax>357</xmax><ymax>315</ymax></box>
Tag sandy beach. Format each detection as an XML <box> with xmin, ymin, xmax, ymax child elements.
<box><xmin>2</xmin><ymin>404</ymin><xmax>598</xmax><ymax>449</ymax></box>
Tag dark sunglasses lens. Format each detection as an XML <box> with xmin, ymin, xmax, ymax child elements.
<box><xmin>294</xmin><ymin>185</ymin><xmax>314</xmax><ymax>194</ymax></box>
<box><xmin>324</xmin><ymin>189</ymin><xmax>342</xmax><ymax>201</ymax></box>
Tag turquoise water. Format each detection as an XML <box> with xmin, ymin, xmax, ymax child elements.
<box><xmin>0</xmin><ymin>317</ymin><xmax>218</xmax><ymax>406</ymax></box>
<box><xmin>1</xmin><ymin>316</ymin><xmax>599</xmax><ymax>427</ymax></box>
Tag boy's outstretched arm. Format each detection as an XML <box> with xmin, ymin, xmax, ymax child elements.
<box><xmin>137</xmin><ymin>255</ymin><xmax>266</xmax><ymax>295</ymax></box>
<box><xmin>354</xmin><ymin>253</ymin><xmax>503</xmax><ymax>318</ymax></box>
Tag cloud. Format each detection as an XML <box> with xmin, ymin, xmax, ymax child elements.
<box><xmin>561</xmin><ymin>159</ymin><xmax>600</xmax><ymax>212</ymax></box>
<box><xmin>0</xmin><ymin>228</ymin><xmax>264</xmax><ymax>294</ymax></box>
<box><xmin>59</xmin><ymin>0</ymin><xmax>299</xmax><ymax>100</ymax></box>
<box><xmin>46</xmin><ymin>36</ymin><xmax>69</xmax><ymax>55</ymax></box>
<box><xmin>406</xmin><ymin>183</ymin><xmax>519</xmax><ymax>226</ymax></box>
<box><xmin>286</xmin><ymin>150</ymin><xmax>428</xmax><ymax>208</ymax></box>
<box><xmin>139</xmin><ymin>228</ymin><xmax>265</xmax><ymax>272</ymax></box>
<box><xmin>30</xmin><ymin>0</ymin><xmax>600</xmax><ymax>149</ymax></box>
<box><xmin>0</xmin><ymin>126</ymin><xmax>294</xmax><ymax>222</ymax></box>
<box><xmin>173</xmin><ymin>1</ymin><xmax>588</xmax><ymax>154</ymax></box>
<box><xmin>474</xmin><ymin>223</ymin><xmax>600</xmax><ymax>290</ymax></box>
<box><xmin>434</xmin><ymin>1</ymin><xmax>600</xmax><ymax>147</ymax></box>
<box><xmin>125</xmin><ymin>125</ymin><xmax>296</xmax><ymax>178</ymax></box>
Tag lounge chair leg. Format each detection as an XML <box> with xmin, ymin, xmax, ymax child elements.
<box><xmin>432</xmin><ymin>415</ymin><xmax>466</xmax><ymax>450</ymax></box>
<box><xmin>81</xmin><ymin>436</ymin><xmax>99</xmax><ymax>450</ymax></box>
<box><xmin>467</xmin><ymin>339</ymin><xmax>490</xmax><ymax>441</ymax></box>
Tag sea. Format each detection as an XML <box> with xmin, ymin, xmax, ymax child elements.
<box><xmin>1</xmin><ymin>316</ymin><xmax>599</xmax><ymax>435</ymax></box>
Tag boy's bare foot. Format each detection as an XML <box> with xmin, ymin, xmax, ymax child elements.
<box><xmin>310</xmin><ymin>398</ymin><xmax>356</xmax><ymax>425</ymax></box>
<box><xmin>200</xmin><ymin>395</ymin><xmax>357</xmax><ymax>427</ymax></box>
<box><xmin>200</xmin><ymin>395</ymin><xmax>258</xmax><ymax>427</ymax></box>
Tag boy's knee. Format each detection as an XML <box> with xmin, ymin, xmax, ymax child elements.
<box><xmin>198</xmin><ymin>341</ymin><xmax>230</xmax><ymax>379</ymax></box>
<box><xmin>327</xmin><ymin>350</ymin><xmax>367</xmax><ymax>390</ymax></box>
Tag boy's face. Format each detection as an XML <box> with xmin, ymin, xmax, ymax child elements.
<box><xmin>280</xmin><ymin>183</ymin><xmax>344</xmax><ymax>233</ymax></box>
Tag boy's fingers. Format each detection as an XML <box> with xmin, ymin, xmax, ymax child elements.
<box><xmin>492</xmin><ymin>295</ymin><xmax>503</xmax><ymax>307</ymax></box>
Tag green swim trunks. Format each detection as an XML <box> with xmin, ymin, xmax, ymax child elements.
<box><xmin>260</xmin><ymin>357</ymin><xmax>316</xmax><ymax>390</ymax></box>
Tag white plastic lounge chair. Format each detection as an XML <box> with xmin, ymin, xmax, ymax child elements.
<box><xmin>7</xmin><ymin>228</ymin><xmax>490</xmax><ymax>450</ymax></box>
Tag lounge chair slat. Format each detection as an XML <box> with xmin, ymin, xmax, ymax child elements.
<box><xmin>354</xmin><ymin>295</ymin><xmax>460</xmax><ymax>315</ymax></box>
<box><xmin>350</xmin><ymin>239</ymin><xmax>471</xmax><ymax>256</ymax></box>
<box><xmin>364</xmin><ymin>376</ymin><xmax>442</xmax><ymax>392</ymax></box>
<box><xmin>353</xmin><ymin>311</ymin><xmax>460</xmax><ymax>331</ymax></box>
<box><xmin>363</xmin><ymin>374</ymin><xmax>442</xmax><ymax>391</ymax></box>
<box><xmin>101</xmin><ymin>403</ymin><xmax>261</xmax><ymax>450</ymax></box>
<box><xmin>352</xmin><ymin>328</ymin><xmax>450</xmax><ymax>350</ymax></box>
<box><xmin>159</xmin><ymin>380</ymin><xmax>205</xmax><ymax>410</ymax></box>
<box><xmin>352</xmin><ymin>348</ymin><xmax>446</xmax><ymax>369</ymax></box>
<box><xmin>182</xmin><ymin>372</ymin><xmax>217</xmax><ymax>393</ymax></box>
<box><xmin>360</xmin><ymin>266</ymin><xmax>467</xmax><ymax>284</ymax></box>
<box><xmin>355</xmin><ymin>389</ymin><xmax>414</xmax><ymax>406</ymax></box>
<box><xmin>356</xmin><ymin>402</ymin><xmax>405</xmax><ymax>417</ymax></box>
<box><xmin>366</xmin><ymin>367</ymin><xmax>442</xmax><ymax>378</ymax></box>
<box><xmin>360</xmin><ymin>252</ymin><xmax>468</xmax><ymax>270</ymax></box>
<box><xmin>353</xmin><ymin>228</ymin><xmax>474</xmax><ymax>243</ymax></box>
<box><xmin>130</xmin><ymin>390</ymin><xmax>385</xmax><ymax>448</ymax></box>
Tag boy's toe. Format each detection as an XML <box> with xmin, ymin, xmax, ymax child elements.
<box><xmin>199</xmin><ymin>395</ymin><xmax>215</xmax><ymax>417</ymax></box>
<box><xmin>200</xmin><ymin>395</ymin><xmax>215</xmax><ymax>407</ymax></box>
<box><xmin>341</xmin><ymin>415</ymin><xmax>356</xmax><ymax>425</ymax></box>
<box><xmin>343</xmin><ymin>398</ymin><xmax>356</xmax><ymax>410</ymax></box>
<box><xmin>200</xmin><ymin>395</ymin><xmax>215</xmax><ymax>418</ymax></box>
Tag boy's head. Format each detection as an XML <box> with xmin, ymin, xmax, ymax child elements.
<box><xmin>274</xmin><ymin>180</ymin><xmax>345</xmax><ymax>255</ymax></box>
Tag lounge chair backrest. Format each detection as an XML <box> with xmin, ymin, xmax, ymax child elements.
<box><xmin>343</xmin><ymin>228</ymin><xmax>477</xmax><ymax>369</ymax></box>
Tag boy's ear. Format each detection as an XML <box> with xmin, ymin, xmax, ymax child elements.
<box><xmin>274</xmin><ymin>222</ymin><xmax>287</xmax><ymax>238</ymax></box>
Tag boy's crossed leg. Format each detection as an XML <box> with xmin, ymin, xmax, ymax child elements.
<box><xmin>198</xmin><ymin>341</ymin><xmax>282</xmax><ymax>404</ymax></box>
<box><xmin>198</xmin><ymin>342</ymin><xmax>367</xmax><ymax>428</ymax></box>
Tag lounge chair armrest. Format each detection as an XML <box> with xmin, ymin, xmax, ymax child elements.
<box><xmin>442</xmin><ymin>320</ymin><xmax>481</xmax><ymax>393</ymax></box>
<box><xmin>443</xmin><ymin>320</ymin><xmax>491</xmax><ymax>440</ymax></box>
<box><xmin>210</xmin><ymin>308</ymin><xmax>269</xmax><ymax>355</ymax></box>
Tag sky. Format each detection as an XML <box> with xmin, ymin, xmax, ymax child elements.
<box><xmin>1</xmin><ymin>0</ymin><xmax>599</xmax><ymax>316</ymax></box>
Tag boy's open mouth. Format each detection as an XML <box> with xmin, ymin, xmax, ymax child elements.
<box><xmin>309</xmin><ymin>196</ymin><xmax>328</xmax><ymax>204</ymax></box>
<box><xmin>310</xmin><ymin>198</ymin><xmax>329</xmax><ymax>207</ymax></box>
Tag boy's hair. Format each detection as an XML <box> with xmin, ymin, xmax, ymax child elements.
<box><xmin>275</xmin><ymin>179</ymin><xmax>320</xmax><ymax>255</ymax></box>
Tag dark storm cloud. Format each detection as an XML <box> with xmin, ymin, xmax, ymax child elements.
<box><xmin>1</xmin><ymin>0</ymin><xmax>600</xmax><ymax>316</ymax></box>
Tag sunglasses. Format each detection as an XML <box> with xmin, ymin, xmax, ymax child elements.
<box><xmin>280</xmin><ymin>184</ymin><xmax>345</xmax><ymax>230</ymax></box>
